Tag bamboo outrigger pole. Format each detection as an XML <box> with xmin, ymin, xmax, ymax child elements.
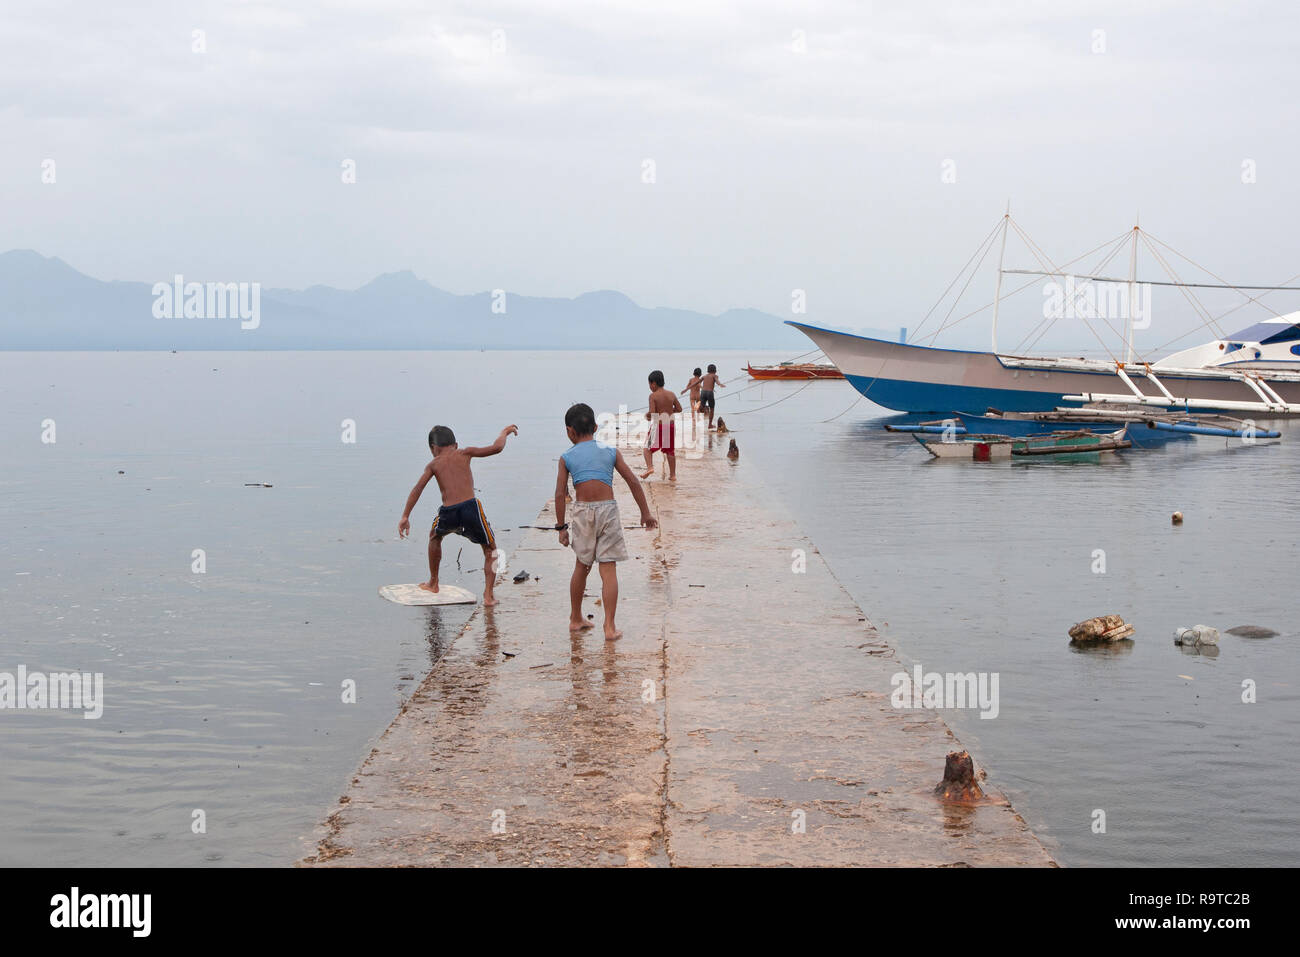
<box><xmin>991</xmin><ymin>203</ymin><xmax>1010</xmax><ymax>353</ymax></box>
<box><xmin>1124</xmin><ymin>217</ymin><xmax>1139</xmax><ymax>365</ymax></box>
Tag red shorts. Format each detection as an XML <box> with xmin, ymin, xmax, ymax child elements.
<box><xmin>646</xmin><ymin>419</ymin><xmax>675</xmax><ymax>453</ymax></box>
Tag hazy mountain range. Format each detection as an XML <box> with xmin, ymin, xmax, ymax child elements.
<box><xmin>0</xmin><ymin>250</ymin><xmax>900</xmax><ymax>352</ymax></box>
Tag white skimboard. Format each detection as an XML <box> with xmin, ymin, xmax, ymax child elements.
<box><xmin>379</xmin><ymin>583</ymin><xmax>476</xmax><ymax>605</ymax></box>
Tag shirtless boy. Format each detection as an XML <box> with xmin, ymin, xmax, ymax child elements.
<box><xmin>398</xmin><ymin>424</ymin><xmax>517</xmax><ymax>605</ymax></box>
<box><xmin>699</xmin><ymin>363</ymin><xmax>725</xmax><ymax>430</ymax></box>
<box><xmin>640</xmin><ymin>370</ymin><xmax>682</xmax><ymax>480</ymax></box>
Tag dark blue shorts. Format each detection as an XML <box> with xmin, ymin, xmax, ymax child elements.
<box><xmin>431</xmin><ymin>498</ymin><xmax>496</xmax><ymax>548</ymax></box>
<box><xmin>700</xmin><ymin>390</ymin><xmax>715</xmax><ymax>410</ymax></box>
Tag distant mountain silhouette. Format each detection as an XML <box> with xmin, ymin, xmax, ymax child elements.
<box><xmin>0</xmin><ymin>250</ymin><xmax>875</xmax><ymax>351</ymax></box>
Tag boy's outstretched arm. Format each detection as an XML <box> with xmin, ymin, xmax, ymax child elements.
<box><xmin>464</xmin><ymin>424</ymin><xmax>519</xmax><ymax>457</ymax></box>
<box><xmin>614</xmin><ymin>451</ymin><xmax>658</xmax><ymax>529</ymax></box>
<box><xmin>398</xmin><ymin>463</ymin><xmax>434</xmax><ymax>538</ymax></box>
<box><xmin>554</xmin><ymin>459</ymin><xmax>572</xmax><ymax>546</ymax></box>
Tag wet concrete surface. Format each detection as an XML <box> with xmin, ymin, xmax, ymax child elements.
<box><xmin>302</xmin><ymin>430</ymin><xmax>1053</xmax><ymax>866</ymax></box>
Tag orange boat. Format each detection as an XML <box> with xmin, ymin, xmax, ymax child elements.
<box><xmin>745</xmin><ymin>361</ymin><xmax>844</xmax><ymax>380</ymax></box>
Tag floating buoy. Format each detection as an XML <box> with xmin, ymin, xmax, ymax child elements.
<box><xmin>1174</xmin><ymin>625</ymin><xmax>1219</xmax><ymax>647</ymax></box>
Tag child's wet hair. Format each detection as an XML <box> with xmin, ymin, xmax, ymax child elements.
<box><xmin>693</xmin><ymin>367</ymin><xmax>702</xmax><ymax>376</ymax></box>
<box><xmin>707</xmin><ymin>363</ymin><xmax>717</xmax><ymax>373</ymax></box>
<box><xmin>564</xmin><ymin>402</ymin><xmax>597</xmax><ymax>436</ymax></box>
<box><xmin>428</xmin><ymin>425</ymin><xmax>457</xmax><ymax>448</ymax></box>
<box><xmin>648</xmin><ymin>369</ymin><xmax>665</xmax><ymax>386</ymax></box>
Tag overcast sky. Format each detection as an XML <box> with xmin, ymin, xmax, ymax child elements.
<box><xmin>4</xmin><ymin>0</ymin><xmax>1299</xmax><ymax>351</ymax></box>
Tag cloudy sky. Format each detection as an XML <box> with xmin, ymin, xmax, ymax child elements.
<box><xmin>4</xmin><ymin>0</ymin><xmax>1299</xmax><ymax>351</ymax></box>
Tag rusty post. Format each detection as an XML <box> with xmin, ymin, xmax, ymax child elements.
<box><xmin>935</xmin><ymin>750</ymin><xmax>985</xmax><ymax>803</ymax></box>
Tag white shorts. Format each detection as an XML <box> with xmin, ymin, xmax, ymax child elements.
<box><xmin>569</xmin><ymin>500</ymin><xmax>628</xmax><ymax>565</ymax></box>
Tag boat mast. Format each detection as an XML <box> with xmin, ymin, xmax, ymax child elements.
<box><xmin>1124</xmin><ymin>217</ymin><xmax>1139</xmax><ymax>364</ymax></box>
<box><xmin>991</xmin><ymin>203</ymin><xmax>1010</xmax><ymax>354</ymax></box>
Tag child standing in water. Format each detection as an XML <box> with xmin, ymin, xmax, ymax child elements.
<box><xmin>555</xmin><ymin>403</ymin><xmax>656</xmax><ymax>640</ymax></box>
<box><xmin>398</xmin><ymin>424</ymin><xmax>517</xmax><ymax>605</ymax></box>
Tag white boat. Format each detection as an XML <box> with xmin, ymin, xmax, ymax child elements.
<box><xmin>791</xmin><ymin>214</ymin><xmax>1300</xmax><ymax>416</ymax></box>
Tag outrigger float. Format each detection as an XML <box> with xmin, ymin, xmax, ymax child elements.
<box><xmin>884</xmin><ymin>402</ymin><xmax>1280</xmax><ymax>459</ymax></box>
<box><xmin>885</xmin><ymin>402</ymin><xmax>1281</xmax><ymax>443</ymax></box>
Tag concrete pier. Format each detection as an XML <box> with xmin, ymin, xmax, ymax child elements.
<box><xmin>302</xmin><ymin>427</ymin><xmax>1054</xmax><ymax>867</ymax></box>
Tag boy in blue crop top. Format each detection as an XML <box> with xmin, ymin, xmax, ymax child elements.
<box><xmin>555</xmin><ymin>403</ymin><xmax>657</xmax><ymax>640</ymax></box>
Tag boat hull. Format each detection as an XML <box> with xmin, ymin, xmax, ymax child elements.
<box><xmin>789</xmin><ymin>322</ymin><xmax>1300</xmax><ymax>415</ymax></box>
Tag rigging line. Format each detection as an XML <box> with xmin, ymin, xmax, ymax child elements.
<box><xmin>1138</xmin><ymin>233</ymin><xmax>1224</xmax><ymax>341</ymax></box>
<box><xmin>917</xmin><ymin>228</ymin><xmax>1134</xmax><ymax>345</ymax></box>
<box><xmin>822</xmin><ymin>394</ymin><xmax>865</xmax><ymax>422</ymax></box>
<box><xmin>923</xmin><ymin>227</ymin><xmax>1003</xmax><ymax>344</ymax></box>
<box><xmin>1023</xmin><ymin>233</ymin><xmax>1132</xmax><ymax>353</ymax></box>
<box><xmin>908</xmin><ymin>217</ymin><xmax>1005</xmax><ymax>344</ymax></box>
<box><xmin>724</xmin><ymin>379</ymin><xmax>817</xmax><ymax>415</ymax></box>
<box><xmin>1142</xmin><ymin>228</ymin><xmax>1300</xmax><ymax>302</ymax></box>
<box><xmin>626</xmin><ymin>362</ymin><xmax>805</xmax><ymax>415</ymax></box>
<box><xmin>1005</xmin><ymin>218</ymin><xmax>1126</xmax><ymax>364</ymax></box>
<box><xmin>916</xmin><ymin>224</ymin><xmax>1004</xmax><ymax>344</ymax></box>
<box><xmin>1146</xmin><ymin>268</ymin><xmax>1300</xmax><ymax>354</ymax></box>
<box><xmin>1001</xmin><ymin>270</ymin><xmax>1300</xmax><ymax>291</ymax></box>
<box><xmin>1015</xmin><ymin>232</ymin><xmax>1131</xmax><ymax>354</ymax></box>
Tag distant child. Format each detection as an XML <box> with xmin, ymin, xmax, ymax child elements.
<box><xmin>641</xmin><ymin>370</ymin><xmax>683</xmax><ymax>480</ymax></box>
<box><xmin>681</xmin><ymin>368</ymin><xmax>703</xmax><ymax>414</ymax></box>
<box><xmin>398</xmin><ymin>423</ymin><xmax>518</xmax><ymax>606</ymax></box>
<box><xmin>555</xmin><ymin>403</ymin><xmax>657</xmax><ymax>640</ymax></box>
<box><xmin>699</xmin><ymin>363</ymin><xmax>725</xmax><ymax>430</ymax></box>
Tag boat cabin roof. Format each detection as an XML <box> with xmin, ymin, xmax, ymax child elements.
<box><xmin>1227</xmin><ymin>313</ymin><xmax>1300</xmax><ymax>344</ymax></box>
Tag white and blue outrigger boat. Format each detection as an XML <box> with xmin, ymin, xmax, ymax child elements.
<box><xmin>791</xmin><ymin>213</ymin><xmax>1300</xmax><ymax>418</ymax></box>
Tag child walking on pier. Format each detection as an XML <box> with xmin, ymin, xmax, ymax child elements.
<box><xmin>555</xmin><ymin>403</ymin><xmax>657</xmax><ymax>640</ymax></box>
<box><xmin>641</xmin><ymin>369</ymin><xmax>682</xmax><ymax>480</ymax></box>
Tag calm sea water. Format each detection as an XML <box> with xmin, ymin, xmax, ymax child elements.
<box><xmin>1</xmin><ymin>351</ymin><xmax>1296</xmax><ymax>867</ymax></box>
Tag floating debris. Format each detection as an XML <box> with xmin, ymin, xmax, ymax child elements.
<box><xmin>934</xmin><ymin>750</ymin><xmax>984</xmax><ymax>804</ymax></box>
<box><xmin>1226</xmin><ymin>625</ymin><xmax>1279</xmax><ymax>638</ymax></box>
<box><xmin>1068</xmin><ymin>614</ymin><xmax>1134</xmax><ymax>642</ymax></box>
<box><xmin>715</xmin><ymin>417</ymin><xmax>729</xmax><ymax>433</ymax></box>
<box><xmin>512</xmin><ymin>570</ymin><xmax>530</xmax><ymax>583</ymax></box>
<box><xmin>727</xmin><ymin>438</ymin><xmax>739</xmax><ymax>460</ymax></box>
<box><xmin>1172</xmin><ymin>511</ymin><xmax>1184</xmax><ymax>525</ymax></box>
<box><xmin>244</xmin><ymin>482</ymin><xmax>273</xmax><ymax>488</ymax></box>
<box><xmin>1174</xmin><ymin>625</ymin><xmax>1219</xmax><ymax>647</ymax></box>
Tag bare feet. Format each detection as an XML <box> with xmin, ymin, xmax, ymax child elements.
<box><xmin>483</xmin><ymin>592</ymin><xmax>499</xmax><ymax>606</ymax></box>
<box><xmin>418</xmin><ymin>581</ymin><xmax>440</xmax><ymax>594</ymax></box>
<box><xmin>604</xmin><ymin>627</ymin><xmax>623</xmax><ymax>641</ymax></box>
<box><xmin>570</xmin><ymin>618</ymin><xmax>594</xmax><ymax>632</ymax></box>
<box><xmin>639</xmin><ymin>468</ymin><xmax>653</xmax><ymax>479</ymax></box>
